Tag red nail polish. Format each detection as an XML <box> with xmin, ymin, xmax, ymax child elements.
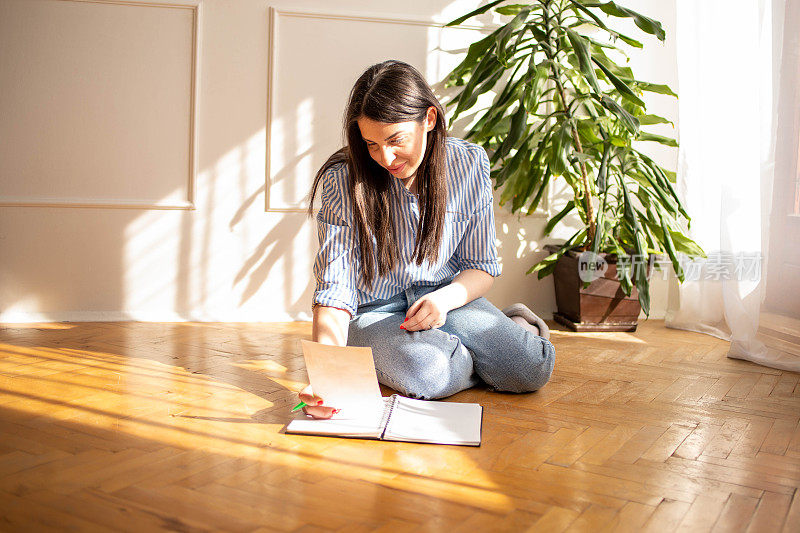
<box><xmin>332</xmin><ymin>409</ymin><xmax>341</xmax><ymax>414</ymax></box>
<box><xmin>403</xmin><ymin>318</ymin><xmax>408</xmax><ymax>322</ymax></box>
<box><xmin>400</xmin><ymin>325</ymin><xmax>406</xmax><ymax>330</ymax></box>
<box><xmin>316</xmin><ymin>400</ymin><xmax>323</xmax><ymax>405</ymax></box>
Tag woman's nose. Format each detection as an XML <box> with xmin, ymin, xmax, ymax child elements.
<box><xmin>380</xmin><ymin>146</ymin><xmax>396</xmax><ymax>167</ymax></box>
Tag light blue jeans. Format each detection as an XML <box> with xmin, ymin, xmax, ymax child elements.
<box><xmin>348</xmin><ymin>282</ymin><xmax>555</xmax><ymax>399</ymax></box>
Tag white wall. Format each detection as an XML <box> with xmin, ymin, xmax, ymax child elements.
<box><xmin>0</xmin><ymin>0</ymin><xmax>678</xmax><ymax>322</ymax></box>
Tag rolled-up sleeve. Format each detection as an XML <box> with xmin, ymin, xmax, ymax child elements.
<box><xmin>312</xmin><ymin>165</ymin><xmax>359</xmax><ymax>316</ymax></box>
<box><xmin>455</xmin><ymin>148</ymin><xmax>502</xmax><ymax>277</ymax></box>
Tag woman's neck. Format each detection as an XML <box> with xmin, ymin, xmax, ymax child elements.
<box><xmin>401</xmin><ymin>174</ymin><xmax>418</xmax><ymax>195</ymax></box>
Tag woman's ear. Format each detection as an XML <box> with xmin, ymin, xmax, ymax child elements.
<box><xmin>424</xmin><ymin>106</ymin><xmax>437</xmax><ymax>132</ymax></box>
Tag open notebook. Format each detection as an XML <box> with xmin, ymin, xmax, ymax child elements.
<box><xmin>286</xmin><ymin>394</ymin><xmax>483</xmax><ymax>446</ymax></box>
<box><xmin>286</xmin><ymin>341</ymin><xmax>483</xmax><ymax>446</ymax></box>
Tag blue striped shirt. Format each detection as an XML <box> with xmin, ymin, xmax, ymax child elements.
<box><xmin>313</xmin><ymin>137</ymin><xmax>501</xmax><ymax>316</ymax></box>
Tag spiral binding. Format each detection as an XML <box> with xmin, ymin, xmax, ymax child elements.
<box><xmin>378</xmin><ymin>394</ymin><xmax>398</xmax><ymax>440</ymax></box>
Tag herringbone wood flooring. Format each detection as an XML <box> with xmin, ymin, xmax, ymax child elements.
<box><xmin>0</xmin><ymin>321</ymin><xmax>798</xmax><ymax>532</ymax></box>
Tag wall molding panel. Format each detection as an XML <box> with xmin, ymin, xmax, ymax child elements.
<box><xmin>0</xmin><ymin>0</ymin><xmax>202</xmax><ymax>210</ymax></box>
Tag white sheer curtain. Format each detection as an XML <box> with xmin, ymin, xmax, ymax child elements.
<box><xmin>666</xmin><ymin>0</ymin><xmax>800</xmax><ymax>371</ymax></box>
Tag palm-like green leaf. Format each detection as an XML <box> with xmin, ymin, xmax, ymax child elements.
<box><xmin>566</xmin><ymin>29</ymin><xmax>600</xmax><ymax>93</ymax></box>
<box><xmin>597</xmin><ymin>96</ymin><xmax>639</xmax><ymax>133</ymax></box>
<box><xmin>496</xmin><ymin>4</ymin><xmax>531</xmax><ymax>16</ymax></box>
<box><xmin>528</xmin><ymin>229</ymin><xmax>587</xmax><ymax>278</ymax></box>
<box><xmin>637</xmin><ymin>81</ymin><xmax>678</xmax><ymax>97</ymax></box>
<box><xmin>566</xmin><ymin>0</ymin><xmax>643</xmax><ymax>48</ymax></box>
<box><xmin>544</xmin><ymin>200</ymin><xmax>576</xmax><ymax>235</ymax></box>
<box><xmin>638</xmin><ymin>114</ymin><xmax>673</xmax><ymax>126</ymax></box>
<box><xmin>585</xmin><ymin>1</ymin><xmax>666</xmax><ymax>41</ymax></box>
<box><xmin>637</xmin><ymin>132</ymin><xmax>678</xmax><ymax>147</ymax></box>
<box><xmin>592</xmin><ymin>59</ymin><xmax>645</xmax><ymax>107</ymax></box>
<box><xmin>655</xmin><ymin>205</ymin><xmax>684</xmax><ymax>281</ymax></box>
<box><xmin>446</xmin><ymin>0</ymin><xmax>508</xmax><ymax>27</ymax></box>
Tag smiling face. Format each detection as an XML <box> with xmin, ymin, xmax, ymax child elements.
<box><xmin>356</xmin><ymin>107</ymin><xmax>437</xmax><ymax>190</ymax></box>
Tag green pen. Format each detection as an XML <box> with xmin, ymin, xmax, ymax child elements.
<box><xmin>291</xmin><ymin>401</ymin><xmax>338</xmax><ymax>415</ymax></box>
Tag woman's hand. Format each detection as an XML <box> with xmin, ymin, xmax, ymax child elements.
<box><xmin>403</xmin><ymin>292</ymin><xmax>451</xmax><ymax>331</ymax></box>
<box><xmin>402</xmin><ymin>270</ymin><xmax>494</xmax><ymax>332</ymax></box>
<box><xmin>298</xmin><ymin>385</ymin><xmax>337</xmax><ymax>419</ymax></box>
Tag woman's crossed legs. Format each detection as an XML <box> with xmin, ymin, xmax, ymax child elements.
<box><xmin>348</xmin><ymin>284</ymin><xmax>555</xmax><ymax>399</ymax></box>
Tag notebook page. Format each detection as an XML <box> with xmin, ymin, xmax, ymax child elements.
<box><xmin>301</xmin><ymin>340</ymin><xmax>384</xmax><ymax>420</ymax></box>
<box><xmin>382</xmin><ymin>397</ymin><xmax>482</xmax><ymax>446</ymax></box>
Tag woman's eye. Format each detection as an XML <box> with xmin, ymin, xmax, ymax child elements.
<box><xmin>392</xmin><ymin>137</ymin><xmax>406</xmax><ymax>145</ymax></box>
<box><xmin>367</xmin><ymin>143</ymin><xmax>378</xmax><ymax>151</ymax></box>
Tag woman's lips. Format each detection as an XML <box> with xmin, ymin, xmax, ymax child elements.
<box><xmin>387</xmin><ymin>163</ymin><xmax>405</xmax><ymax>174</ymax></box>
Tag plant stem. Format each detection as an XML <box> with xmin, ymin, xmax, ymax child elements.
<box><xmin>541</xmin><ymin>0</ymin><xmax>596</xmax><ymax>248</ymax></box>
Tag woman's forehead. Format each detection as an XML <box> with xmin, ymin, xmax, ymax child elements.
<box><xmin>356</xmin><ymin>116</ymin><xmax>419</xmax><ymax>141</ymax></box>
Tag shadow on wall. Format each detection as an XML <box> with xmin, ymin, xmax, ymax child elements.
<box><xmin>233</xmin><ymin>210</ymin><xmax>315</xmax><ymax>313</ymax></box>
<box><xmin>175</xmin><ymin>125</ymin><xmax>316</xmax><ymax>321</ymax></box>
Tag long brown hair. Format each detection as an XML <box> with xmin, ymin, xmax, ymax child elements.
<box><xmin>309</xmin><ymin>60</ymin><xmax>448</xmax><ymax>289</ymax></box>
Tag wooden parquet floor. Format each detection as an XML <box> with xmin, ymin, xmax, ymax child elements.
<box><xmin>0</xmin><ymin>320</ymin><xmax>798</xmax><ymax>532</ymax></box>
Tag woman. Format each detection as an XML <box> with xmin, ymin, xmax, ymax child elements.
<box><xmin>300</xmin><ymin>60</ymin><xmax>554</xmax><ymax>419</ymax></box>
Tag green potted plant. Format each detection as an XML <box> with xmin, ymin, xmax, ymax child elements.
<box><xmin>444</xmin><ymin>0</ymin><xmax>704</xmax><ymax>330</ymax></box>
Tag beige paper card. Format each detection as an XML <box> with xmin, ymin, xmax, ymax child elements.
<box><xmin>300</xmin><ymin>340</ymin><xmax>384</xmax><ymax>419</ymax></box>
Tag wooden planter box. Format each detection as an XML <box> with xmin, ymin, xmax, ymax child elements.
<box><xmin>546</xmin><ymin>246</ymin><xmax>642</xmax><ymax>332</ymax></box>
